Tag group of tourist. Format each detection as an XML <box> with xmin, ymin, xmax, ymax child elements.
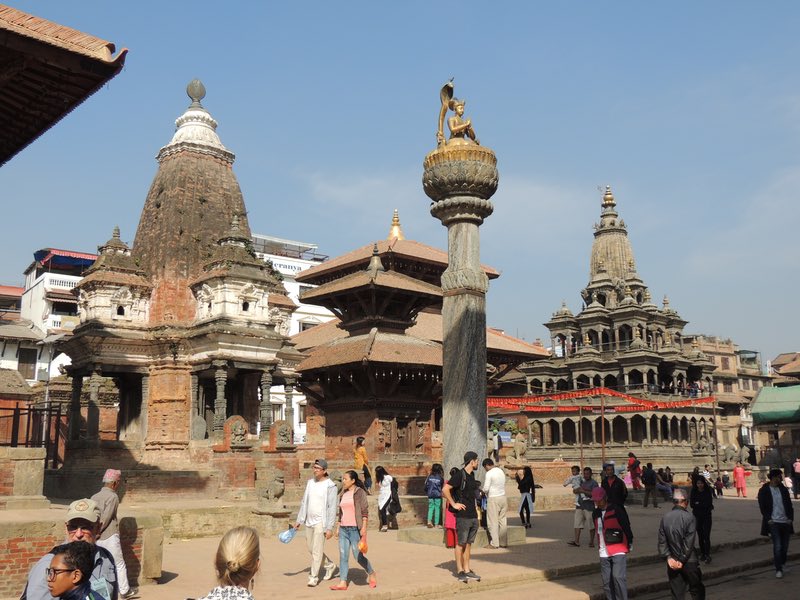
<box><xmin>20</xmin><ymin>469</ymin><xmax>131</xmax><ymax>600</ymax></box>
<box><xmin>18</xmin><ymin>449</ymin><xmax>798</xmax><ymax>599</ymax></box>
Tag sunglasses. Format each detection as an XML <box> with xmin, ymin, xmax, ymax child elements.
<box><xmin>46</xmin><ymin>568</ymin><xmax>75</xmax><ymax>580</ymax></box>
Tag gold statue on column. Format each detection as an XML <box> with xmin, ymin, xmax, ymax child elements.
<box><xmin>437</xmin><ymin>79</ymin><xmax>480</xmax><ymax>147</ymax></box>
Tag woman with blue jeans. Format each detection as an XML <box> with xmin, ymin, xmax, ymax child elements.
<box><xmin>331</xmin><ymin>470</ymin><xmax>377</xmax><ymax>590</ymax></box>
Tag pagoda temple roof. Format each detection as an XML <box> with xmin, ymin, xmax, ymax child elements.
<box><xmin>300</xmin><ymin>268</ymin><xmax>442</xmax><ymax>302</ymax></box>
<box><xmin>293</xmin><ymin>310</ymin><xmax>549</xmax><ymax>368</ymax></box>
<box><xmin>297</xmin><ymin>329</ymin><xmax>443</xmax><ymax>371</ymax></box>
<box><xmin>297</xmin><ymin>237</ymin><xmax>500</xmax><ymax>285</ymax></box>
<box><xmin>0</xmin><ymin>5</ymin><xmax>127</xmax><ymax>165</ymax></box>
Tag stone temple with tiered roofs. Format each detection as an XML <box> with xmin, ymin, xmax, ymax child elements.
<box><xmin>53</xmin><ymin>82</ymin><xmax>302</xmax><ymax>499</ymax></box>
<box><xmin>495</xmin><ymin>186</ymin><xmax>720</xmax><ymax>470</ymax></box>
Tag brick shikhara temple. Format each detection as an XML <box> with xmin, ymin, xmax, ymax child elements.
<box><xmin>56</xmin><ymin>82</ymin><xmax>302</xmax><ymax>497</ymax></box>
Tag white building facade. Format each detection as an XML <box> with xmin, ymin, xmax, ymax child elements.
<box><xmin>252</xmin><ymin>233</ymin><xmax>335</xmax><ymax>442</ymax></box>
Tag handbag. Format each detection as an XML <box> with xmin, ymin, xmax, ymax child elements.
<box><xmin>604</xmin><ymin>528</ymin><xmax>624</xmax><ymax>544</ymax></box>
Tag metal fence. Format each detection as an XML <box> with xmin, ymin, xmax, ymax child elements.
<box><xmin>0</xmin><ymin>403</ymin><xmax>64</xmax><ymax>468</ymax></box>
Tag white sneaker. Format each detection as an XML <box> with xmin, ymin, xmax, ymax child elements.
<box><xmin>323</xmin><ymin>563</ymin><xmax>337</xmax><ymax>581</ymax></box>
<box><xmin>307</xmin><ymin>576</ymin><xmax>319</xmax><ymax>587</ymax></box>
<box><xmin>776</xmin><ymin>570</ymin><xmax>783</xmax><ymax>579</ymax></box>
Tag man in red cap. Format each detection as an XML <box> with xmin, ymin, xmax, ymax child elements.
<box><xmin>592</xmin><ymin>486</ymin><xmax>633</xmax><ymax>600</ymax></box>
<box><xmin>91</xmin><ymin>469</ymin><xmax>134</xmax><ymax>598</ymax></box>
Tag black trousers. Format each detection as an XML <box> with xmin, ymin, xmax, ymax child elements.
<box><xmin>378</xmin><ymin>502</ymin><xmax>389</xmax><ymax>528</ymax></box>
<box><xmin>694</xmin><ymin>514</ymin><xmax>712</xmax><ymax>557</ymax></box>
<box><xmin>667</xmin><ymin>561</ymin><xmax>705</xmax><ymax>600</ymax></box>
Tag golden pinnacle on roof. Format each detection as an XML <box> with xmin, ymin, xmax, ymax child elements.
<box><xmin>602</xmin><ymin>185</ymin><xmax>615</xmax><ymax>207</ymax></box>
<box><xmin>388</xmin><ymin>209</ymin><xmax>405</xmax><ymax>240</ymax></box>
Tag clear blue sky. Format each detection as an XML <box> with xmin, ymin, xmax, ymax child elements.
<box><xmin>2</xmin><ymin>2</ymin><xmax>798</xmax><ymax>364</ymax></box>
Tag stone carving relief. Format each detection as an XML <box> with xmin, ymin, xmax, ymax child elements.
<box><xmin>230</xmin><ymin>420</ymin><xmax>247</xmax><ymax>447</ymax></box>
<box><xmin>268</xmin><ymin>307</ymin><xmax>291</xmax><ymax>335</ymax></box>
<box><xmin>196</xmin><ymin>285</ymin><xmax>213</xmax><ymax>318</ymax></box>
<box><xmin>262</xmin><ymin>470</ymin><xmax>285</xmax><ymax>503</ymax></box>
<box><xmin>416</xmin><ymin>421</ymin><xmax>427</xmax><ymax>449</ymax></box>
<box><xmin>276</xmin><ymin>422</ymin><xmax>293</xmax><ymax>447</ymax></box>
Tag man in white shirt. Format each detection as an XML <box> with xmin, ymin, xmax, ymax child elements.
<box><xmin>294</xmin><ymin>458</ymin><xmax>338</xmax><ymax>586</ymax></box>
<box><xmin>481</xmin><ymin>458</ymin><xmax>507</xmax><ymax>549</ymax></box>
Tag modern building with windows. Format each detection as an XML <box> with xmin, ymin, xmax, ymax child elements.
<box><xmin>251</xmin><ymin>233</ymin><xmax>335</xmax><ymax>441</ymax></box>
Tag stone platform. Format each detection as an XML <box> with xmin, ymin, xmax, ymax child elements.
<box><xmin>397</xmin><ymin>524</ymin><xmax>526</xmax><ymax>546</ymax></box>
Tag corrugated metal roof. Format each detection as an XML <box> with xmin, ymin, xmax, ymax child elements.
<box><xmin>751</xmin><ymin>387</ymin><xmax>800</xmax><ymax>425</ymax></box>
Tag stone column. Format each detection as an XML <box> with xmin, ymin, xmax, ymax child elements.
<box><xmin>213</xmin><ymin>364</ymin><xmax>227</xmax><ymax>435</ymax></box>
<box><xmin>191</xmin><ymin>374</ymin><xmax>199</xmax><ymax>417</ymax></box>
<box><xmin>87</xmin><ymin>368</ymin><xmax>101</xmax><ymax>442</ymax></box>
<box><xmin>608</xmin><ymin>419</ymin><xmax>615</xmax><ymax>444</ymax></box>
<box><xmin>424</xmin><ymin>133</ymin><xmax>497</xmax><ymax>473</ymax></box>
<box><xmin>625</xmin><ymin>417</ymin><xmax>632</xmax><ymax>443</ymax></box>
<box><xmin>259</xmin><ymin>368</ymin><xmax>274</xmax><ymax>439</ymax></box>
<box><xmin>284</xmin><ymin>376</ymin><xmax>296</xmax><ymax>442</ymax></box>
<box><xmin>557</xmin><ymin>420</ymin><xmax>564</xmax><ymax>446</ymax></box>
<box><xmin>140</xmin><ymin>374</ymin><xmax>149</xmax><ymax>440</ymax></box>
<box><xmin>68</xmin><ymin>374</ymin><xmax>83</xmax><ymax>441</ymax></box>
<box><xmin>645</xmin><ymin>416</ymin><xmax>651</xmax><ymax>442</ymax></box>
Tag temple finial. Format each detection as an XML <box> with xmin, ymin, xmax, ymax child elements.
<box><xmin>366</xmin><ymin>243</ymin><xmax>385</xmax><ymax>275</ymax></box>
<box><xmin>186</xmin><ymin>79</ymin><xmax>206</xmax><ymax>109</ymax></box>
<box><xmin>388</xmin><ymin>209</ymin><xmax>405</xmax><ymax>240</ymax></box>
<box><xmin>602</xmin><ymin>185</ymin><xmax>615</xmax><ymax>207</ymax></box>
<box><xmin>112</xmin><ymin>225</ymin><xmax>120</xmax><ymax>240</ymax></box>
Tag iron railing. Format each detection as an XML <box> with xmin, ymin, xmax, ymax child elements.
<box><xmin>0</xmin><ymin>402</ymin><xmax>64</xmax><ymax>468</ymax></box>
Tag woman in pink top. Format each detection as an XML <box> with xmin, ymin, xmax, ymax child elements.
<box><xmin>733</xmin><ymin>461</ymin><xmax>747</xmax><ymax>497</ymax></box>
<box><xmin>331</xmin><ymin>470</ymin><xmax>377</xmax><ymax>590</ymax></box>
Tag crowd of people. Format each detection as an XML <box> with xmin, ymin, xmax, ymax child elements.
<box><xmin>17</xmin><ymin>446</ymin><xmax>798</xmax><ymax>599</ymax></box>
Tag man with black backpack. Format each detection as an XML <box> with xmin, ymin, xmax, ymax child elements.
<box><xmin>443</xmin><ymin>451</ymin><xmax>482</xmax><ymax>583</ymax></box>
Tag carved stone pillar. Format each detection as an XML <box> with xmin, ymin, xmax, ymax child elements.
<box><xmin>87</xmin><ymin>368</ymin><xmax>101</xmax><ymax>441</ymax></box>
<box><xmin>191</xmin><ymin>374</ymin><xmax>199</xmax><ymax>416</ymax></box>
<box><xmin>68</xmin><ymin>374</ymin><xmax>83</xmax><ymax>441</ymax></box>
<box><xmin>425</xmin><ymin>127</ymin><xmax>497</xmax><ymax>475</ymax></box>
<box><xmin>260</xmin><ymin>368</ymin><xmax>274</xmax><ymax>439</ymax></box>
<box><xmin>645</xmin><ymin>416</ymin><xmax>651</xmax><ymax>442</ymax></box>
<box><xmin>557</xmin><ymin>420</ymin><xmax>564</xmax><ymax>445</ymax></box>
<box><xmin>213</xmin><ymin>364</ymin><xmax>227</xmax><ymax>435</ymax></box>
<box><xmin>608</xmin><ymin>419</ymin><xmax>615</xmax><ymax>444</ymax></box>
<box><xmin>284</xmin><ymin>377</ymin><xmax>296</xmax><ymax>442</ymax></box>
<box><xmin>625</xmin><ymin>417</ymin><xmax>632</xmax><ymax>443</ymax></box>
<box><xmin>140</xmin><ymin>374</ymin><xmax>149</xmax><ymax>441</ymax></box>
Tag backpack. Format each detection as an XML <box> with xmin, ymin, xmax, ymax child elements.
<box><xmin>642</xmin><ymin>468</ymin><xmax>656</xmax><ymax>485</ymax></box>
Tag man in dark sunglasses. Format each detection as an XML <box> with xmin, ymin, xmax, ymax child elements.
<box><xmin>21</xmin><ymin>498</ymin><xmax>118</xmax><ymax>600</ymax></box>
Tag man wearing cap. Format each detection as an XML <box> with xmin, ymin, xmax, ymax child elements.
<box><xmin>294</xmin><ymin>458</ymin><xmax>338</xmax><ymax>587</ymax></box>
<box><xmin>91</xmin><ymin>469</ymin><xmax>132</xmax><ymax>598</ymax></box>
<box><xmin>592</xmin><ymin>486</ymin><xmax>633</xmax><ymax>600</ymax></box>
<box><xmin>658</xmin><ymin>488</ymin><xmax>705</xmax><ymax>598</ymax></box>
<box><xmin>21</xmin><ymin>499</ymin><xmax>118</xmax><ymax>600</ymax></box>
<box><xmin>443</xmin><ymin>451</ymin><xmax>482</xmax><ymax>583</ymax></box>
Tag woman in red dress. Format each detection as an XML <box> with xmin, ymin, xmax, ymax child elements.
<box><xmin>733</xmin><ymin>461</ymin><xmax>748</xmax><ymax>497</ymax></box>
